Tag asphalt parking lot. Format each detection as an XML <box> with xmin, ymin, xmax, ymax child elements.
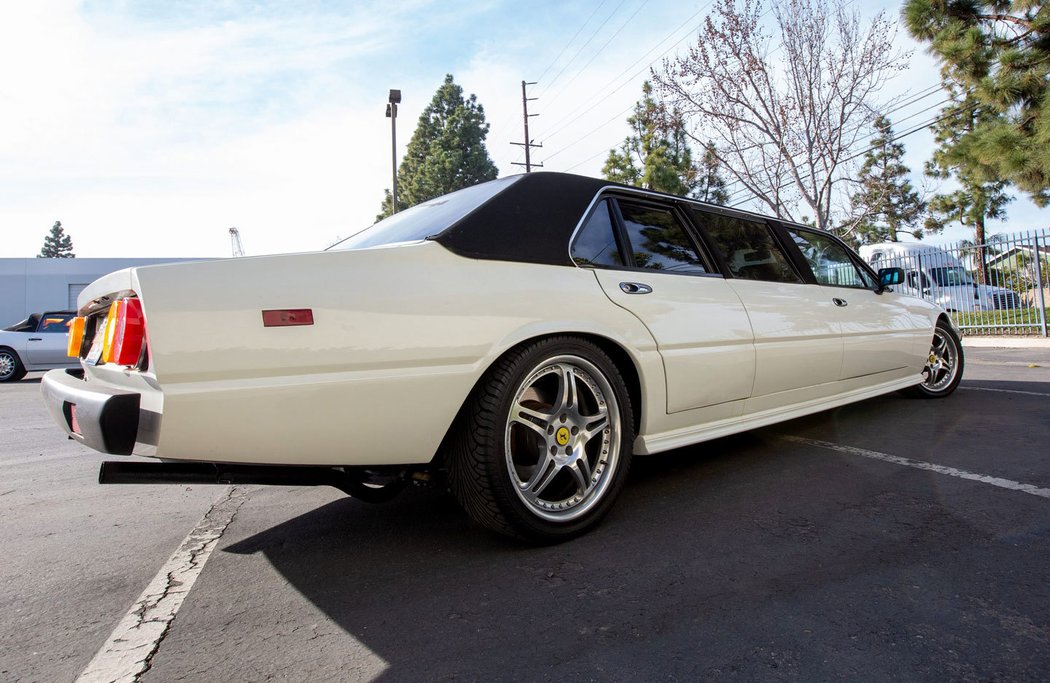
<box><xmin>2</xmin><ymin>346</ymin><xmax>1049</xmax><ymax>682</ymax></box>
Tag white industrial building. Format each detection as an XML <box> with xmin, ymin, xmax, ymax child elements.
<box><xmin>0</xmin><ymin>258</ymin><xmax>203</xmax><ymax>326</ymax></box>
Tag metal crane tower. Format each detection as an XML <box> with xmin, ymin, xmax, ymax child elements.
<box><xmin>229</xmin><ymin>227</ymin><xmax>245</xmax><ymax>257</ymax></box>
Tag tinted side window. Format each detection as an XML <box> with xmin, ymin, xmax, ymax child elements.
<box><xmin>571</xmin><ymin>200</ymin><xmax>624</xmax><ymax>267</ymax></box>
<box><xmin>787</xmin><ymin>228</ymin><xmax>875</xmax><ymax>289</ymax></box>
<box><xmin>618</xmin><ymin>200</ymin><xmax>709</xmax><ymax>274</ymax></box>
<box><xmin>695</xmin><ymin>210</ymin><xmax>801</xmax><ymax>283</ymax></box>
<box><xmin>38</xmin><ymin>314</ymin><xmax>74</xmax><ymax>333</ymax></box>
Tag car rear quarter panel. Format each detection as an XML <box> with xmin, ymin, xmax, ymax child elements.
<box><xmin>130</xmin><ymin>242</ymin><xmax>662</xmax><ymax>465</ymax></box>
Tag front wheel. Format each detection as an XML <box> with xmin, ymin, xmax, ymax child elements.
<box><xmin>906</xmin><ymin>319</ymin><xmax>964</xmax><ymax>398</ymax></box>
<box><xmin>0</xmin><ymin>348</ymin><xmax>27</xmax><ymax>383</ymax></box>
<box><xmin>448</xmin><ymin>337</ymin><xmax>634</xmax><ymax>543</ymax></box>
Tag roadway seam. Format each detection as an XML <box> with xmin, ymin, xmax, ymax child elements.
<box><xmin>76</xmin><ymin>486</ymin><xmax>248</xmax><ymax>683</ymax></box>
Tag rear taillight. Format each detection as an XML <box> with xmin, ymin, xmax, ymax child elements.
<box><xmin>67</xmin><ymin>317</ymin><xmax>85</xmax><ymax>357</ymax></box>
<box><xmin>101</xmin><ymin>298</ymin><xmax>146</xmax><ymax>366</ymax></box>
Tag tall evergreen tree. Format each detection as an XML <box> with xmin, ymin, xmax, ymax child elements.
<box><xmin>695</xmin><ymin>142</ymin><xmax>730</xmax><ymax>205</ymax></box>
<box><xmin>377</xmin><ymin>75</ymin><xmax>498</xmax><ymax>220</ymax></box>
<box><xmin>602</xmin><ymin>82</ymin><xmax>728</xmax><ymax>201</ymax></box>
<box><xmin>38</xmin><ymin>221</ymin><xmax>75</xmax><ymax>258</ymax></box>
<box><xmin>904</xmin><ymin>0</ymin><xmax>1050</xmax><ymax>205</ymax></box>
<box><xmin>851</xmin><ymin>116</ymin><xmax>929</xmax><ymax>243</ymax></box>
<box><xmin>925</xmin><ymin>89</ymin><xmax>1013</xmax><ymax>282</ymax></box>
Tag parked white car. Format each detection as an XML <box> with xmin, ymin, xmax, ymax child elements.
<box><xmin>860</xmin><ymin>242</ymin><xmax>1021</xmax><ymax>312</ymax></box>
<box><xmin>0</xmin><ymin>312</ymin><xmax>78</xmax><ymax>382</ymax></box>
<box><xmin>41</xmin><ymin>173</ymin><xmax>962</xmax><ymax>542</ymax></box>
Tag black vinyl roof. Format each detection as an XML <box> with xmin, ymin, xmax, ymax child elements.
<box><xmin>433</xmin><ymin>172</ymin><xmax>614</xmax><ymax>266</ymax></box>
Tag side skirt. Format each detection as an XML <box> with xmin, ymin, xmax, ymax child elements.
<box><xmin>636</xmin><ymin>374</ymin><xmax>921</xmax><ymax>455</ymax></box>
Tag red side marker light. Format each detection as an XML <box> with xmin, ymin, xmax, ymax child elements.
<box><xmin>262</xmin><ymin>309</ymin><xmax>314</xmax><ymax>327</ymax></box>
<box><xmin>70</xmin><ymin>404</ymin><xmax>81</xmax><ymax>435</ymax></box>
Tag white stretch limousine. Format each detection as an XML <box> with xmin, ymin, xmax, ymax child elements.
<box><xmin>41</xmin><ymin>173</ymin><xmax>962</xmax><ymax>542</ymax></box>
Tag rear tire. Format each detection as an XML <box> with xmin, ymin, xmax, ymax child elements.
<box><xmin>448</xmin><ymin>337</ymin><xmax>634</xmax><ymax>543</ymax></box>
<box><xmin>905</xmin><ymin>318</ymin><xmax>963</xmax><ymax>398</ymax></box>
<box><xmin>0</xmin><ymin>348</ymin><xmax>27</xmax><ymax>383</ymax></box>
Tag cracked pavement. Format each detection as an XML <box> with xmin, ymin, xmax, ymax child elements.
<box><xmin>76</xmin><ymin>487</ymin><xmax>248</xmax><ymax>683</ymax></box>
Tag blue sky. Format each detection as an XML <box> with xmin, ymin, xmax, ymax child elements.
<box><xmin>2</xmin><ymin>0</ymin><xmax>1047</xmax><ymax>258</ymax></box>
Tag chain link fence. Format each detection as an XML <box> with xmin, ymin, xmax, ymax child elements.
<box><xmin>860</xmin><ymin>229</ymin><xmax>1050</xmax><ymax>337</ymax></box>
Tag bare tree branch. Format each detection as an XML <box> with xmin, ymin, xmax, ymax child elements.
<box><xmin>654</xmin><ymin>0</ymin><xmax>906</xmax><ymax>232</ymax></box>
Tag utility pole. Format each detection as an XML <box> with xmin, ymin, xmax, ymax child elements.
<box><xmin>511</xmin><ymin>80</ymin><xmax>542</xmax><ymax>172</ymax></box>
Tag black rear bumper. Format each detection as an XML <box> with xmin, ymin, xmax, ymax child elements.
<box><xmin>41</xmin><ymin>369</ymin><xmax>156</xmax><ymax>455</ymax></box>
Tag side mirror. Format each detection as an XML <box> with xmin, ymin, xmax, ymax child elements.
<box><xmin>878</xmin><ymin>267</ymin><xmax>903</xmax><ymax>289</ymax></box>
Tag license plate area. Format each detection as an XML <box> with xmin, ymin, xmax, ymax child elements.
<box><xmin>84</xmin><ymin>316</ymin><xmax>106</xmax><ymax>366</ymax></box>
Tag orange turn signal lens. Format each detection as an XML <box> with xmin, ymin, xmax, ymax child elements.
<box><xmin>67</xmin><ymin>317</ymin><xmax>86</xmax><ymax>358</ymax></box>
<box><xmin>100</xmin><ymin>301</ymin><xmax>122</xmax><ymax>363</ymax></box>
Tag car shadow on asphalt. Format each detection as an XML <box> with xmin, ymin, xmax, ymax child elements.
<box><xmin>216</xmin><ymin>423</ymin><xmax>1050</xmax><ymax>680</ymax></box>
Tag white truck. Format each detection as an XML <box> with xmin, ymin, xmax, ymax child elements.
<box><xmin>859</xmin><ymin>242</ymin><xmax>1021</xmax><ymax>313</ymax></box>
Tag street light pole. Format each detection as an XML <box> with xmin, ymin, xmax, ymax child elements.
<box><xmin>386</xmin><ymin>89</ymin><xmax>402</xmax><ymax>214</ymax></box>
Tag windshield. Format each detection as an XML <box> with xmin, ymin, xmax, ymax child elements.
<box><xmin>929</xmin><ymin>266</ymin><xmax>973</xmax><ymax>287</ymax></box>
<box><xmin>328</xmin><ymin>176</ymin><xmax>522</xmax><ymax>251</ymax></box>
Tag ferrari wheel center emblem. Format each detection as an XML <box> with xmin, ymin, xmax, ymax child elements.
<box><xmin>555</xmin><ymin>426</ymin><xmax>571</xmax><ymax>446</ymax></box>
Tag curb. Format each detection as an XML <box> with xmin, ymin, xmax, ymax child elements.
<box><xmin>962</xmin><ymin>336</ymin><xmax>1050</xmax><ymax>349</ymax></box>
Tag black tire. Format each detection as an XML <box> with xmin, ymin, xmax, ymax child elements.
<box><xmin>905</xmin><ymin>318</ymin><xmax>964</xmax><ymax>398</ymax></box>
<box><xmin>0</xmin><ymin>348</ymin><xmax>27</xmax><ymax>383</ymax></box>
<box><xmin>448</xmin><ymin>337</ymin><xmax>634</xmax><ymax>543</ymax></box>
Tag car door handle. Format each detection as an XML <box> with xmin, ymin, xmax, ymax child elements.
<box><xmin>28</xmin><ymin>337</ymin><xmax>43</xmax><ymax>341</ymax></box>
<box><xmin>832</xmin><ymin>298</ymin><xmax>848</xmax><ymax>307</ymax></box>
<box><xmin>620</xmin><ymin>282</ymin><xmax>652</xmax><ymax>295</ymax></box>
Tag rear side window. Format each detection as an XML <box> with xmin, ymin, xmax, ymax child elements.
<box><xmin>618</xmin><ymin>200</ymin><xmax>709</xmax><ymax>275</ymax></box>
<box><xmin>571</xmin><ymin>200</ymin><xmax>624</xmax><ymax>267</ymax></box>
<box><xmin>330</xmin><ymin>175</ymin><xmax>522</xmax><ymax>250</ymax></box>
<box><xmin>787</xmin><ymin>228</ymin><xmax>876</xmax><ymax>289</ymax></box>
<box><xmin>38</xmin><ymin>314</ymin><xmax>74</xmax><ymax>332</ymax></box>
<box><xmin>696</xmin><ymin>210</ymin><xmax>802</xmax><ymax>283</ymax></box>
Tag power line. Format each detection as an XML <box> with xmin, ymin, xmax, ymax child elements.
<box><xmin>726</xmin><ymin>100</ymin><xmax>976</xmax><ymax>209</ymax></box>
<box><xmin>493</xmin><ymin>1</ymin><xmax>611</xmax><ymax>136</ymax></box>
<box><xmin>539</xmin><ymin>0</ymin><xmax>653</xmax><ymax>110</ymax></box>
<box><xmin>536</xmin><ymin>0</ymin><xmax>631</xmax><ymax>101</ymax></box>
<box><xmin>539</xmin><ymin>0</ymin><xmax>866</xmax><ymax>166</ymax></box>
<box><xmin>715</xmin><ymin>85</ymin><xmax>948</xmax><ymax>204</ymax></box>
<box><xmin>534</xmin><ymin>0</ymin><xmax>611</xmax><ymax>86</ymax></box>
<box><xmin>538</xmin><ymin>2</ymin><xmax>715</xmax><ymax>142</ymax></box>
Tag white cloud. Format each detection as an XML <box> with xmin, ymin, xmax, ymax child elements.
<box><xmin>0</xmin><ymin>0</ymin><xmax>1045</xmax><ymax>259</ymax></box>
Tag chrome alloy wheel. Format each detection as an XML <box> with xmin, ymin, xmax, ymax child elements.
<box><xmin>922</xmin><ymin>328</ymin><xmax>960</xmax><ymax>392</ymax></box>
<box><xmin>504</xmin><ymin>354</ymin><xmax>621</xmax><ymax>522</ymax></box>
<box><xmin>0</xmin><ymin>351</ymin><xmax>16</xmax><ymax>380</ymax></box>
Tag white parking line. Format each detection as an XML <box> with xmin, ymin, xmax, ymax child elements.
<box><xmin>779</xmin><ymin>435</ymin><xmax>1050</xmax><ymax>500</ymax></box>
<box><xmin>77</xmin><ymin>487</ymin><xmax>248</xmax><ymax>683</ymax></box>
<box><xmin>960</xmin><ymin>386</ymin><xmax>1050</xmax><ymax>398</ymax></box>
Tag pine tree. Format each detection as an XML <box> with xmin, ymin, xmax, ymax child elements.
<box><xmin>851</xmin><ymin>116</ymin><xmax>928</xmax><ymax>244</ymax></box>
<box><xmin>925</xmin><ymin>89</ymin><xmax>1013</xmax><ymax>283</ymax></box>
<box><xmin>377</xmin><ymin>75</ymin><xmax>498</xmax><ymax>220</ymax></box>
<box><xmin>38</xmin><ymin>221</ymin><xmax>75</xmax><ymax>258</ymax></box>
<box><xmin>904</xmin><ymin>0</ymin><xmax>1050</xmax><ymax>205</ymax></box>
<box><xmin>695</xmin><ymin>142</ymin><xmax>729</xmax><ymax>205</ymax></box>
<box><xmin>602</xmin><ymin>82</ymin><xmax>727</xmax><ymax>200</ymax></box>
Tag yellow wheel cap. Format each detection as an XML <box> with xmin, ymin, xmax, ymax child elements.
<box><xmin>555</xmin><ymin>426</ymin><xmax>571</xmax><ymax>446</ymax></box>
